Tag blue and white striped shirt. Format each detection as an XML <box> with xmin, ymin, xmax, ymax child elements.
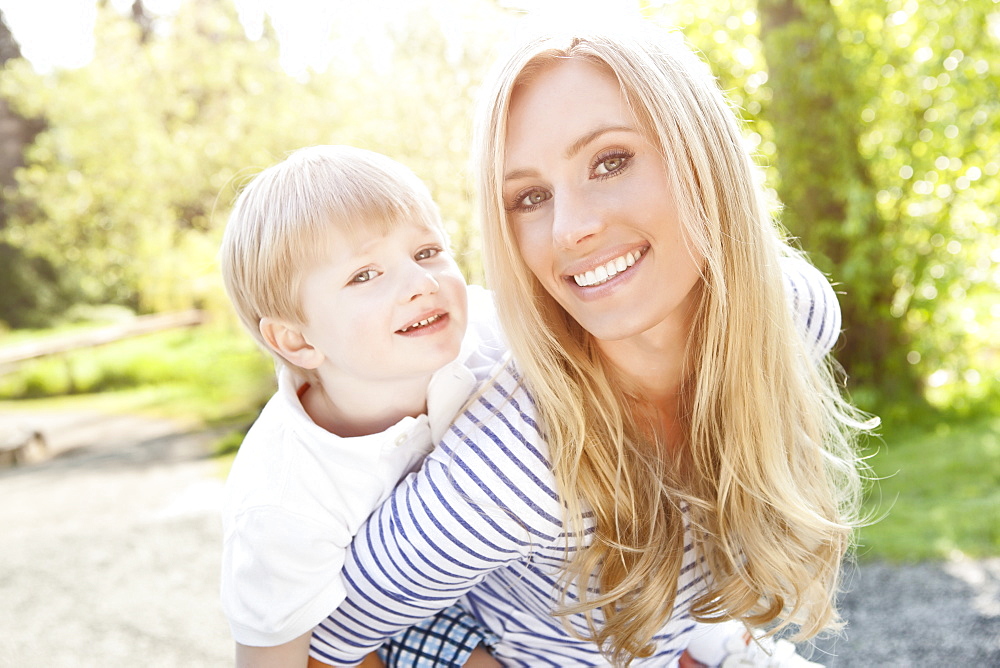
<box><xmin>310</xmin><ymin>257</ymin><xmax>841</xmax><ymax>666</ymax></box>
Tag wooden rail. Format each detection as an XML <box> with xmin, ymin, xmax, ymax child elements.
<box><xmin>0</xmin><ymin>310</ymin><xmax>207</xmax><ymax>366</ymax></box>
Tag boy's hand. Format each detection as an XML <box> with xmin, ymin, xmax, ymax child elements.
<box><xmin>463</xmin><ymin>644</ymin><xmax>501</xmax><ymax>667</ymax></box>
<box><xmin>679</xmin><ymin>649</ymin><xmax>708</xmax><ymax>668</ymax></box>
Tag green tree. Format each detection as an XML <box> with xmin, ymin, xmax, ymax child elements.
<box><xmin>0</xmin><ymin>8</ymin><xmax>66</xmax><ymax>328</ymax></box>
<box><xmin>756</xmin><ymin>0</ymin><xmax>913</xmax><ymax>395</ymax></box>
<box><xmin>0</xmin><ymin>0</ymin><xmax>363</xmax><ymax>315</ymax></box>
<box><xmin>0</xmin><ymin>0</ymin><xmax>507</xmax><ymax>320</ymax></box>
<box><xmin>657</xmin><ymin>0</ymin><xmax>999</xmax><ymax>405</ymax></box>
<box><xmin>839</xmin><ymin>0</ymin><xmax>1000</xmax><ymax>408</ymax></box>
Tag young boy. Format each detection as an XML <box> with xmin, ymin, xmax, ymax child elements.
<box><xmin>218</xmin><ymin>145</ymin><xmax>502</xmax><ymax>667</ymax></box>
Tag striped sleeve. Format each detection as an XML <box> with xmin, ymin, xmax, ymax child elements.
<box><xmin>781</xmin><ymin>256</ymin><xmax>842</xmax><ymax>361</ymax></box>
<box><xmin>309</xmin><ymin>365</ymin><xmax>563</xmax><ymax>665</ymax></box>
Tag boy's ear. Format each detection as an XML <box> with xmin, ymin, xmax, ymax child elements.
<box><xmin>259</xmin><ymin>317</ymin><xmax>324</xmax><ymax>369</ymax></box>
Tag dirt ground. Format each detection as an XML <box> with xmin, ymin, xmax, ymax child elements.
<box><xmin>0</xmin><ymin>408</ymin><xmax>997</xmax><ymax>667</ymax></box>
<box><xmin>0</xmin><ymin>409</ymin><xmax>232</xmax><ymax>667</ymax></box>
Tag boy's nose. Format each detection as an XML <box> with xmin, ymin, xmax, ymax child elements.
<box><xmin>404</xmin><ymin>268</ymin><xmax>440</xmax><ymax>302</ymax></box>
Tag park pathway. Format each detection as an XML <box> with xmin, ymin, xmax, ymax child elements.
<box><xmin>0</xmin><ymin>408</ymin><xmax>997</xmax><ymax>667</ymax></box>
<box><xmin>0</xmin><ymin>409</ymin><xmax>232</xmax><ymax>667</ymax></box>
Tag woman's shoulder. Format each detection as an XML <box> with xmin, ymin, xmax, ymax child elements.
<box><xmin>445</xmin><ymin>361</ymin><xmax>545</xmax><ymax>462</ymax></box>
<box><xmin>428</xmin><ymin>361</ymin><xmax>560</xmax><ymax>522</ymax></box>
<box><xmin>779</xmin><ymin>254</ymin><xmax>842</xmax><ymax>359</ymax></box>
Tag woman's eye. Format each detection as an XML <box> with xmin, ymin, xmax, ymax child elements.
<box><xmin>512</xmin><ymin>189</ymin><xmax>551</xmax><ymax>211</ymax></box>
<box><xmin>594</xmin><ymin>154</ymin><xmax>628</xmax><ymax>176</ymax></box>
<box><xmin>351</xmin><ymin>269</ymin><xmax>379</xmax><ymax>284</ymax></box>
<box><xmin>522</xmin><ymin>190</ymin><xmax>550</xmax><ymax>207</ymax></box>
<box><xmin>415</xmin><ymin>247</ymin><xmax>441</xmax><ymax>261</ymax></box>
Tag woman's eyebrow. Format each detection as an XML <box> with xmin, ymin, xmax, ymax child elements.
<box><xmin>564</xmin><ymin>125</ymin><xmax>636</xmax><ymax>159</ymax></box>
<box><xmin>503</xmin><ymin>167</ymin><xmax>536</xmax><ymax>182</ymax></box>
<box><xmin>503</xmin><ymin>124</ymin><xmax>637</xmax><ymax>183</ymax></box>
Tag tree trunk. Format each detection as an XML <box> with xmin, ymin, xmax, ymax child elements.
<box><xmin>131</xmin><ymin>1</ymin><xmax>154</xmax><ymax>43</ymax></box>
<box><xmin>758</xmin><ymin>0</ymin><xmax>919</xmax><ymax>399</ymax></box>
<box><xmin>0</xmin><ymin>10</ymin><xmax>64</xmax><ymax>328</ymax></box>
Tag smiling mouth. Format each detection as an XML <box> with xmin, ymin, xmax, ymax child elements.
<box><xmin>397</xmin><ymin>313</ymin><xmax>445</xmax><ymax>333</ymax></box>
<box><xmin>572</xmin><ymin>247</ymin><xmax>647</xmax><ymax>287</ymax></box>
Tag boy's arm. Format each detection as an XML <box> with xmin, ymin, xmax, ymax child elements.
<box><xmin>238</xmin><ymin>635</ymin><xmax>385</xmax><ymax>668</ymax></box>
<box><xmin>236</xmin><ymin>631</ymin><xmax>312</xmax><ymax>668</ymax></box>
<box><xmin>307</xmin><ymin>651</ymin><xmax>385</xmax><ymax>668</ymax></box>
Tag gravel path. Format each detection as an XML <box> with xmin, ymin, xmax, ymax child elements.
<box><xmin>0</xmin><ymin>410</ymin><xmax>232</xmax><ymax>667</ymax></box>
<box><xmin>0</xmin><ymin>409</ymin><xmax>997</xmax><ymax>667</ymax></box>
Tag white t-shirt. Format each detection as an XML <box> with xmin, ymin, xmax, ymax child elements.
<box><xmin>221</xmin><ymin>285</ymin><xmax>504</xmax><ymax>647</ymax></box>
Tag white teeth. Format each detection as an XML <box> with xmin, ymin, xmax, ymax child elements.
<box><xmin>399</xmin><ymin>313</ymin><xmax>442</xmax><ymax>333</ymax></box>
<box><xmin>572</xmin><ymin>249</ymin><xmax>645</xmax><ymax>287</ymax></box>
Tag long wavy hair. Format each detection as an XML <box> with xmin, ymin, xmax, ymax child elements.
<box><xmin>472</xmin><ymin>23</ymin><xmax>872</xmax><ymax>666</ymax></box>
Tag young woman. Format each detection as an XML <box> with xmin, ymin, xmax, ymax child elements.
<box><xmin>310</xmin><ymin>22</ymin><xmax>872</xmax><ymax>667</ymax></box>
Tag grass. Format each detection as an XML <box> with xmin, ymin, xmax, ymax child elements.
<box><xmin>0</xmin><ymin>321</ymin><xmax>275</xmax><ymax>440</ymax></box>
<box><xmin>857</xmin><ymin>410</ymin><xmax>1000</xmax><ymax>562</ymax></box>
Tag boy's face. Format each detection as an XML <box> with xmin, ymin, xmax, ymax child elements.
<box><xmin>296</xmin><ymin>219</ymin><xmax>468</xmax><ymax>391</ymax></box>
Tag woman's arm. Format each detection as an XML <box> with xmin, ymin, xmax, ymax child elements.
<box><xmin>309</xmin><ymin>366</ymin><xmax>560</xmax><ymax>665</ymax></box>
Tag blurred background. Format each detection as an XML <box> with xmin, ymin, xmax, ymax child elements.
<box><xmin>0</xmin><ymin>0</ymin><xmax>997</xmax><ymax>665</ymax></box>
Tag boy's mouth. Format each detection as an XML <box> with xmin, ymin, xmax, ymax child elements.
<box><xmin>397</xmin><ymin>313</ymin><xmax>445</xmax><ymax>333</ymax></box>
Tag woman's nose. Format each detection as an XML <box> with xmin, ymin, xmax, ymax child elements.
<box><xmin>552</xmin><ymin>193</ymin><xmax>606</xmax><ymax>248</ymax></box>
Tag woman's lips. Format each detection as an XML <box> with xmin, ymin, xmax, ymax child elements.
<box><xmin>570</xmin><ymin>246</ymin><xmax>648</xmax><ymax>287</ymax></box>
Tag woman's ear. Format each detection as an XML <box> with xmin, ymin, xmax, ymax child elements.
<box><xmin>259</xmin><ymin>317</ymin><xmax>325</xmax><ymax>369</ymax></box>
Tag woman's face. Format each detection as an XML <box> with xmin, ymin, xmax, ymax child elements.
<box><xmin>502</xmin><ymin>58</ymin><xmax>703</xmax><ymax>345</ymax></box>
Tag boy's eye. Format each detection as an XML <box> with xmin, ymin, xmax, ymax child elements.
<box><xmin>351</xmin><ymin>269</ymin><xmax>380</xmax><ymax>284</ymax></box>
<box><xmin>415</xmin><ymin>247</ymin><xmax>441</xmax><ymax>261</ymax></box>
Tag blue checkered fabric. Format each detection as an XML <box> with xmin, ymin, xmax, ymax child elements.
<box><xmin>379</xmin><ymin>604</ymin><xmax>496</xmax><ymax>667</ymax></box>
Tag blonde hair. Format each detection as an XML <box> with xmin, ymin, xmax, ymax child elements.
<box><xmin>219</xmin><ymin>145</ymin><xmax>443</xmax><ymax>373</ymax></box>
<box><xmin>473</xmin><ymin>23</ymin><xmax>871</xmax><ymax>665</ymax></box>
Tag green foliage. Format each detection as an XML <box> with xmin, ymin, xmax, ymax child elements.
<box><xmin>2</xmin><ymin>1</ymin><xmax>316</xmax><ymax>313</ymax></box>
<box><xmin>841</xmin><ymin>0</ymin><xmax>1000</xmax><ymax>405</ymax></box>
<box><xmin>755</xmin><ymin>0</ymin><xmax>919</xmax><ymax>397</ymax></box>
<box><xmin>0</xmin><ymin>241</ymin><xmax>75</xmax><ymax>328</ymax></box>
<box><xmin>0</xmin><ymin>0</ymin><xmax>506</xmax><ymax>324</ymax></box>
<box><xmin>0</xmin><ymin>0</ymin><xmax>996</xmax><ymax>409</ymax></box>
<box><xmin>859</xmin><ymin>412</ymin><xmax>1000</xmax><ymax>561</ymax></box>
<box><xmin>0</xmin><ymin>323</ymin><xmax>275</xmax><ymax>424</ymax></box>
<box><xmin>650</xmin><ymin>0</ymin><xmax>999</xmax><ymax>406</ymax></box>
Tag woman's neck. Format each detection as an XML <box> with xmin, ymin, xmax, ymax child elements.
<box><xmin>596</xmin><ymin>311</ymin><xmax>694</xmax><ymax>449</ymax></box>
<box><xmin>597</xmin><ymin>327</ymin><xmax>689</xmax><ymax>406</ymax></box>
<box><xmin>595</xmin><ymin>281</ymin><xmax>698</xmax><ymax>406</ymax></box>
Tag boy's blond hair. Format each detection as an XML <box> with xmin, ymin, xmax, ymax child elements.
<box><xmin>219</xmin><ymin>145</ymin><xmax>443</xmax><ymax>372</ymax></box>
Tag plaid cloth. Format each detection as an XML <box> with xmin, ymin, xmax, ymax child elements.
<box><xmin>379</xmin><ymin>604</ymin><xmax>497</xmax><ymax>667</ymax></box>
